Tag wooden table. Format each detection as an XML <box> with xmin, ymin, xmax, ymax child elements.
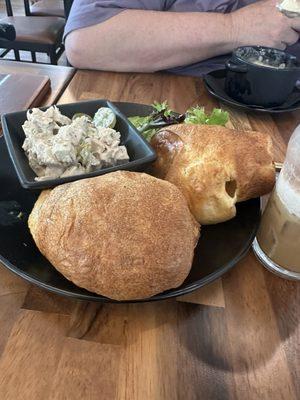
<box><xmin>0</xmin><ymin>60</ymin><xmax>75</xmax><ymax>107</ymax></box>
<box><xmin>0</xmin><ymin>69</ymin><xmax>300</xmax><ymax>400</ymax></box>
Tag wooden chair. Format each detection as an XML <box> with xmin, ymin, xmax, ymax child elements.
<box><xmin>24</xmin><ymin>0</ymin><xmax>65</xmax><ymax>18</ymax></box>
<box><xmin>24</xmin><ymin>1</ymin><xmax>74</xmax><ymax>19</ymax></box>
<box><xmin>0</xmin><ymin>0</ymin><xmax>65</xmax><ymax>64</ymax></box>
<box><xmin>64</xmin><ymin>0</ymin><xmax>74</xmax><ymax>19</ymax></box>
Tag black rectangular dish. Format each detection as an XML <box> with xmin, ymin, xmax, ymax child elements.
<box><xmin>1</xmin><ymin>99</ymin><xmax>156</xmax><ymax>190</ymax></box>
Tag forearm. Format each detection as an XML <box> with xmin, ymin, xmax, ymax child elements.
<box><xmin>66</xmin><ymin>10</ymin><xmax>236</xmax><ymax>72</ymax></box>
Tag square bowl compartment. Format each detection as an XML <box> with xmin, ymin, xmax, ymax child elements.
<box><xmin>1</xmin><ymin>99</ymin><xmax>156</xmax><ymax>190</ymax></box>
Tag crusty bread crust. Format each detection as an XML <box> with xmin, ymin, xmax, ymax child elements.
<box><xmin>28</xmin><ymin>171</ymin><xmax>200</xmax><ymax>300</ymax></box>
<box><xmin>151</xmin><ymin>124</ymin><xmax>275</xmax><ymax>224</ymax></box>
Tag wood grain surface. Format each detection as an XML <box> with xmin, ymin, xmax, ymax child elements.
<box><xmin>0</xmin><ymin>73</ymin><xmax>50</xmax><ymax>116</ymax></box>
<box><xmin>0</xmin><ymin>60</ymin><xmax>75</xmax><ymax>107</ymax></box>
<box><xmin>1</xmin><ymin>70</ymin><xmax>300</xmax><ymax>400</ymax></box>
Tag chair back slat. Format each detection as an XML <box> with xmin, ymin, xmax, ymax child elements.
<box><xmin>23</xmin><ymin>0</ymin><xmax>31</xmax><ymax>16</ymax></box>
<box><xmin>64</xmin><ymin>0</ymin><xmax>73</xmax><ymax>19</ymax></box>
<box><xmin>5</xmin><ymin>0</ymin><xmax>13</xmax><ymax>17</ymax></box>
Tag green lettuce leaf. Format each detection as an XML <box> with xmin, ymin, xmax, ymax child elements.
<box><xmin>128</xmin><ymin>115</ymin><xmax>157</xmax><ymax>141</ymax></box>
<box><xmin>151</xmin><ymin>101</ymin><xmax>174</xmax><ymax>117</ymax></box>
<box><xmin>128</xmin><ymin>115</ymin><xmax>151</xmax><ymax>130</ymax></box>
<box><xmin>205</xmin><ymin>108</ymin><xmax>229</xmax><ymax>126</ymax></box>
<box><xmin>184</xmin><ymin>107</ymin><xmax>207</xmax><ymax>124</ymax></box>
<box><xmin>185</xmin><ymin>106</ymin><xmax>228</xmax><ymax>126</ymax></box>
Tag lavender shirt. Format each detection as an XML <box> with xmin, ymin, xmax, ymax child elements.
<box><xmin>65</xmin><ymin>0</ymin><xmax>300</xmax><ymax>76</ymax></box>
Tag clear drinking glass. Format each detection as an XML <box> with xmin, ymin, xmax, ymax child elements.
<box><xmin>253</xmin><ymin>125</ymin><xmax>300</xmax><ymax>280</ymax></box>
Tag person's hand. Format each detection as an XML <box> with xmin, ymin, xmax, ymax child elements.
<box><xmin>229</xmin><ymin>0</ymin><xmax>300</xmax><ymax>50</ymax></box>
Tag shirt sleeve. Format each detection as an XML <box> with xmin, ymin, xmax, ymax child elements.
<box><xmin>64</xmin><ymin>0</ymin><xmax>165</xmax><ymax>37</ymax></box>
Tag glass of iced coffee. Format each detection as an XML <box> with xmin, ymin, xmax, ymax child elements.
<box><xmin>253</xmin><ymin>125</ymin><xmax>300</xmax><ymax>280</ymax></box>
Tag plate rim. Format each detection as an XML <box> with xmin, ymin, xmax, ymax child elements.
<box><xmin>203</xmin><ymin>69</ymin><xmax>300</xmax><ymax>113</ymax></box>
<box><xmin>0</xmin><ymin>216</ymin><xmax>257</xmax><ymax>303</ymax></box>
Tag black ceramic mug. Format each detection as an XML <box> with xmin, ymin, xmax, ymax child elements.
<box><xmin>225</xmin><ymin>46</ymin><xmax>300</xmax><ymax>107</ymax></box>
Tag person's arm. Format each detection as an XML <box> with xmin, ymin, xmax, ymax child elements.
<box><xmin>66</xmin><ymin>1</ymin><xmax>300</xmax><ymax>72</ymax></box>
<box><xmin>66</xmin><ymin>10</ymin><xmax>233</xmax><ymax>72</ymax></box>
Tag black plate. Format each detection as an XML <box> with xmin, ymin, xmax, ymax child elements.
<box><xmin>0</xmin><ymin>102</ymin><xmax>261</xmax><ymax>303</ymax></box>
<box><xmin>204</xmin><ymin>69</ymin><xmax>300</xmax><ymax>113</ymax></box>
<box><xmin>1</xmin><ymin>99</ymin><xmax>156</xmax><ymax>190</ymax></box>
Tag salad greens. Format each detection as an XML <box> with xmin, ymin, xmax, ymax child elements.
<box><xmin>128</xmin><ymin>115</ymin><xmax>156</xmax><ymax>140</ymax></box>
<box><xmin>152</xmin><ymin>100</ymin><xmax>173</xmax><ymax>115</ymax></box>
<box><xmin>129</xmin><ymin>101</ymin><xmax>229</xmax><ymax>141</ymax></box>
<box><xmin>185</xmin><ymin>107</ymin><xmax>229</xmax><ymax>126</ymax></box>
